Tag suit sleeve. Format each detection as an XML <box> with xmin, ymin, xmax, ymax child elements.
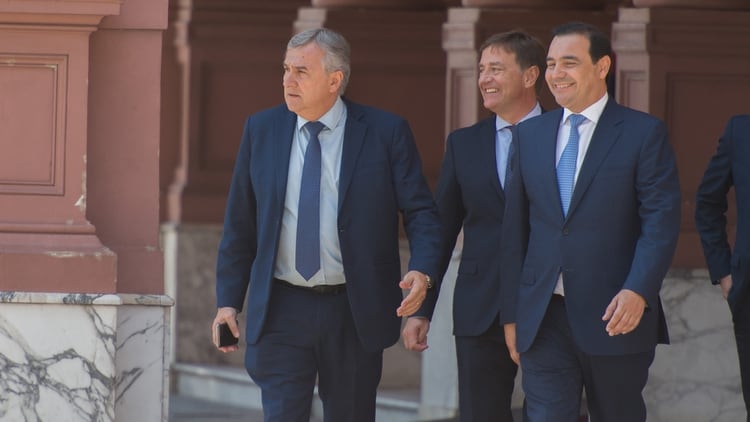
<box><xmin>216</xmin><ymin>116</ymin><xmax>257</xmax><ymax>312</ymax></box>
<box><xmin>622</xmin><ymin>120</ymin><xmax>681</xmax><ymax>306</ymax></box>
<box><xmin>695</xmin><ymin>116</ymin><xmax>737</xmax><ymax>283</ymax></box>
<box><xmin>390</xmin><ymin>119</ymin><xmax>442</xmax><ymax>319</ymax></box>
<box><xmin>433</xmin><ymin>133</ymin><xmax>466</xmax><ymax>284</ymax></box>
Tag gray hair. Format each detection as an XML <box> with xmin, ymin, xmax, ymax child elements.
<box><xmin>288</xmin><ymin>28</ymin><xmax>351</xmax><ymax>95</ymax></box>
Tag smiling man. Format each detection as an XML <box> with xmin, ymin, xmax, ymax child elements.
<box><xmin>402</xmin><ymin>30</ymin><xmax>546</xmax><ymax>422</ymax></box>
<box><xmin>501</xmin><ymin>22</ymin><xmax>681</xmax><ymax>421</ymax></box>
<box><xmin>212</xmin><ymin>28</ymin><xmax>441</xmax><ymax>422</ymax></box>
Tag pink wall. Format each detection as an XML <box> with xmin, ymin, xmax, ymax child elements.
<box><xmin>0</xmin><ymin>0</ymin><xmax>166</xmax><ymax>294</ymax></box>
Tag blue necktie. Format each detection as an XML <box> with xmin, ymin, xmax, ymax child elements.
<box><xmin>503</xmin><ymin>126</ymin><xmax>514</xmax><ymax>188</ymax></box>
<box><xmin>557</xmin><ymin>114</ymin><xmax>585</xmax><ymax>217</ymax></box>
<box><xmin>296</xmin><ymin>121</ymin><xmax>325</xmax><ymax>280</ymax></box>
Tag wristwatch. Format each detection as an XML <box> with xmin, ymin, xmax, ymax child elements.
<box><xmin>424</xmin><ymin>274</ymin><xmax>434</xmax><ymax>289</ymax></box>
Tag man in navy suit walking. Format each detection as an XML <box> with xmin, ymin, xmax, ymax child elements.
<box><xmin>502</xmin><ymin>22</ymin><xmax>681</xmax><ymax>421</ymax></box>
<box><xmin>402</xmin><ymin>30</ymin><xmax>546</xmax><ymax>421</ymax></box>
<box><xmin>696</xmin><ymin>115</ymin><xmax>750</xmax><ymax>419</ymax></box>
<box><xmin>211</xmin><ymin>28</ymin><xmax>441</xmax><ymax>422</ymax></box>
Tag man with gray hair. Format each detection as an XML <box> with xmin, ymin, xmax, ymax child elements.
<box><xmin>212</xmin><ymin>28</ymin><xmax>441</xmax><ymax>421</ymax></box>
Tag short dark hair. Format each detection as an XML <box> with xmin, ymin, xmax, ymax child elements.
<box><xmin>551</xmin><ymin>22</ymin><xmax>612</xmax><ymax>64</ymax></box>
<box><xmin>479</xmin><ymin>30</ymin><xmax>547</xmax><ymax>95</ymax></box>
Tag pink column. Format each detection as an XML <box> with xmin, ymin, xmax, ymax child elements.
<box><xmin>613</xmin><ymin>3</ymin><xmax>750</xmax><ymax>267</ymax></box>
<box><xmin>0</xmin><ymin>0</ymin><xmax>120</xmax><ymax>293</ymax></box>
<box><xmin>87</xmin><ymin>0</ymin><xmax>168</xmax><ymax>294</ymax></box>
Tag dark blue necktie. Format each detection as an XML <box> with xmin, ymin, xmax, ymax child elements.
<box><xmin>557</xmin><ymin>114</ymin><xmax>585</xmax><ymax>217</ymax></box>
<box><xmin>296</xmin><ymin>121</ymin><xmax>325</xmax><ymax>280</ymax></box>
<box><xmin>503</xmin><ymin>126</ymin><xmax>514</xmax><ymax>188</ymax></box>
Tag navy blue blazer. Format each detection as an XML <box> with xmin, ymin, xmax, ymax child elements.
<box><xmin>216</xmin><ymin>99</ymin><xmax>441</xmax><ymax>352</ymax></box>
<box><xmin>503</xmin><ymin>99</ymin><xmax>680</xmax><ymax>355</ymax></box>
<box><xmin>696</xmin><ymin>115</ymin><xmax>750</xmax><ymax>312</ymax></box>
<box><xmin>427</xmin><ymin>115</ymin><xmax>515</xmax><ymax>336</ymax></box>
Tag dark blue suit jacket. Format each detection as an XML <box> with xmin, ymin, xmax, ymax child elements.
<box><xmin>503</xmin><ymin>99</ymin><xmax>680</xmax><ymax>355</ymax></box>
<box><xmin>696</xmin><ymin>115</ymin><xmax>750</xmax><ymax>312</ymax></box>
<box><xmin>427</xmin><ymin>115</ymin><xmax>515</xmax><ymax>336</ymax></box>
<box><xmin>216</xmin><ymin>99</ymin><xmax>441</xmax><ymax>352</ymax></box>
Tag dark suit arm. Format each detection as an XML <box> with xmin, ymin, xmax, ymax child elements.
<box><xmin>623</xmin><ymin>120</ymin><xmax>681</xmax><ymax>306</ymax></box>
<box><xmin>695</xmin><ymin>116</ymin><xmax>737</xmax><ymax>283</ymax></box>
<box><xmin>390</xmin><ymin>119</ymin><xmax>442</xmax><ymax>319</ymax></box>
<box><xmin>410</xmin><ymin>133</ymin><xmax>467</xmax><ymax>320</ymax></box>
<box><xmin>433</xmin><ymin>133</ymin><xmax>467</xmax><ymax>285</ymax></box>
<box><xmin>216</xmin><ymin>116</ymin><xmax>258</xmax><ymax>312</ymax></box>
<box><xmin>498</xmin><ymin>130</ymin><xmax>529</xmax><ymax>325</ymax></box>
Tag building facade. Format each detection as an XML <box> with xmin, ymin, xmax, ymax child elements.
<box><xmin>1</xmin><ymin>0</ymin><xmax>749</xmax><ymax>420</ymax></box>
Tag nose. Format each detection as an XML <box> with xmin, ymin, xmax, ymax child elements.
<box><xmin>283</xmin><ymin>71</ymin><xmax>294</xmax><ymax>87</ymax></box>
<box><xmin>547</xmin><ymin>64</ymin><xmax>564</xmax><ymax>79</ymax></box>
<box><xmin>478</xmin><ymin>69</ymin><xmax>491</xmax><ymax>84</ymax></box>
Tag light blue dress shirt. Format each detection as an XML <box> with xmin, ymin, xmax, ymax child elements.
<box><xmin>275</xmin><ymin>97</ymin><xmax>347</xmax><ymax>286</ymax></box>
<box><xmin>495</xmin><ymin>103</ymin><xmax>543</xmax><ymax>187</ymax></box>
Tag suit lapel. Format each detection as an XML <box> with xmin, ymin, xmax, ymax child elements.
<box><xmin>338</xmin><ymin>101</ymin><xmax>366</xmax><ymax>211</ymax></box>
<box><xmin>478</xmin><ymin>117</ymin><xmax>505</xmax><ymax>199</ymax></box>
<box><xmin>537</xmin><ymin>110</ymin><xmax>565</xmax><ymax>217</ymax></box>
<box><xmin>568</xmin><ymin>99</ymin><xmax>623</xmax><ymax>217</ymax></box>
<box><xmin>274</xmin><ymin>110</ymin><xmax>297</xmax><ymax>207</ymax></box>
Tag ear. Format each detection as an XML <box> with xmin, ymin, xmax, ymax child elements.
<box><xmin>329</xmin><ymin>70</ymin><xmax>343</xmax><ymax>94</ymax></box>
<box><xmin>596</xmin><ymin>55</ymin><xmax>611</xmax><ymax>80</ymax></box>
<box><xmin>523</xmin><ymin>65</ymin><xmax>540</xmax><ymax>89</ymax></box>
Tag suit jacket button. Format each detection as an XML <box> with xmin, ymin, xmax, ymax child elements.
<box><xmin>562</xmin><ymin>228</ymin><xmax>570</xmax><ymax>235</ymax></box>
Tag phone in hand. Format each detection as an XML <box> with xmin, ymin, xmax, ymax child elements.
<box><xmin>215</xmin><ymin>322</ymin><xmax>239</xmax><ymax>347</ymax></box>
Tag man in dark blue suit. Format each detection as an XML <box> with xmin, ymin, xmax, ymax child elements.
<box><xmin>211</xmin><ymin>28</ymin><xmax>441</xmax><ymax>422</ymax></box>
<box><xmin>695</xmin><ymin>115</ymin><xmax>750</xmax><ymax>419</ymax></box>
<box><xmin>502</xmin><ymin>22</ymin><xmax>681</xmax><ymax>421</ymax></box>
<box><xmin>402</xmin><ymin>30</ymin><xmax>546</xmax><ymax>422</ymax></box>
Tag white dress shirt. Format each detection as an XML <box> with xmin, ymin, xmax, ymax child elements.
<box><xmin>553</xmin><ymin>92</ymin><xmax>609</xmax><ymax>296</ymax></box>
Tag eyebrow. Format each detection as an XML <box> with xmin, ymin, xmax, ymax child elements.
<box><xmin>548</xmin><ymin>55</ymin><xmax>582</xmax><ymax>62</ymax></box>
<box><xmin>283</xmin><ymin>63</ymin><xmax>309</xmax><ymax>71</ymax></box>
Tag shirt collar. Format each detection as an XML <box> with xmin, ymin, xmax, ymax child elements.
<box><xmin>562</xmin><ymin>92</ymin><xmax>608</xmax><ymax>126</ymax></box>
<box><xmin>495</xmin><ymin>101</ymin><xmax>543</xmax><ymax>131</ymax></box>
<box><xmin>296</xmin><ymin>96</ymin><xmax>345</xmax><ymax>132</ymax></box>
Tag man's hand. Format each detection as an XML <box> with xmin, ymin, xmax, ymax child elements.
<box><xmin>602</xmin><ymin>289</ymin><xmax>646</xmax><ymax>336</ymax></box>
<box><xmin>719</xmin><ymin>275</ymin><xmax>733</xmax><ymax>300</ymax></box>
<box><xmin>402</xmin><ymin>317</ymin><xmax>430</xmax><ymax>352</ymax></box>
<box><xmin>212</xmin><ymin>307</ymin><xmax>240</xmax><ymax>353</ymax></box>
<box><xmin>504</xmin><ymin>323</ymin><xmax>520</xmax><ymax>365</ymax></box>
<box><xmin>397</xmin><ymin>270</ymin><xmax>430</xmax><ymax>317</ymax></box>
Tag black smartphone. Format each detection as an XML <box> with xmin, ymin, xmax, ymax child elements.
<box><xmin>217</xmin><ymin>322</ymin><xmax>239</xmax><ymax>347</ymax></box>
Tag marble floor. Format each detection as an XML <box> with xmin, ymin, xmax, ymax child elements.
<box><xmin>169</xmin><ymin>395</ymin><xmax>324</xmax><ymax>422</ymax></box>
<box><xmin>169</xmin><ymin>395</ymin><xmax>264</xmax><ymax>422</ymax></box>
